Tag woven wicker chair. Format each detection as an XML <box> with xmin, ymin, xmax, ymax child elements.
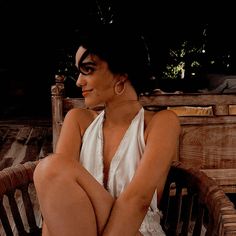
<box><xmin>0</xmin><ymin>161</ymin><xmax>41</xmax><ymax>236</ymax></box>
<box><xmin>0</xmin><ymin>160</ymin><xmax>236</xmax><ymax>236</ymax></box>
<box><xmin>160</xmin><ymin>162</ymin><xmax>236</xmax><ymax>236</ymax></box>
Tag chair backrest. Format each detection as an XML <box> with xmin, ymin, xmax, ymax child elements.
<box><xmin>51</xmin><ymin>75</ymin><xmax>236</xmax><ymax>194</ymax></box>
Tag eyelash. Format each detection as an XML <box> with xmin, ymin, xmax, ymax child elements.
<box><xmin>80</xmin><ymin>65</ymin><xmax>95</xmax><ymax>75</ymax></box>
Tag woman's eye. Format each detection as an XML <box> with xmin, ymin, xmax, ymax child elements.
<box><xmin>80</xmin><ymin>64</ymin><xmax>95</xmax><ymax>75</ymax></box>
<box><xmin>83</xmin><ymin>66</ymin><xmax>92</xmax><ymax>74</ymax></box>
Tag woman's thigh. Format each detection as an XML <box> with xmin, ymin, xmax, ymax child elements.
<box><xmin>34</xmin><ymin>155</ymin><xmax>114</xmax><ymax>235</ymax></box>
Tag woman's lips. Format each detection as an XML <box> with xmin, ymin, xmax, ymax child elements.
<box><xmin>82</xmin><ymin>89</ymin><xmax>93</xmax><ymax>97</ymax></box>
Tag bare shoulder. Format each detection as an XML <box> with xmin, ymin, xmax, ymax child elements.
<box><xmin>64</xmin><ymin>108</ymin><xmax>99</xmax><ymax>135</ymax></box>
<box><xmin>154</xmin><ymin>109</ymin><xmax>180</xmax><ymax>124</ymax></box>
<box><xmin>144</xmin><ymin>109</ymin><xmax>181</xmax><ymax>138</ymax></box>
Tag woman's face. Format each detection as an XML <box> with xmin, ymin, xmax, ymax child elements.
<box><xmin>75</xmin><ymin>46</ymin><xmax>118</xmax><ymax>107</ymax></box>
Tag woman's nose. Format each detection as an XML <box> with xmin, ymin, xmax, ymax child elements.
<box><xmin>76</xmin><ymin>75</ymin><xmax>86</xmax><ymax>88</ymax></box>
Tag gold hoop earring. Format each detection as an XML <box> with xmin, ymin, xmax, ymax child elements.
<box><xmin>114</xmin><ymin>81</ymin><xmax>125</xmax><ymax>95</ymax></box>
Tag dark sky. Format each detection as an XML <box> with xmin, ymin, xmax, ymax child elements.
<box><xmin>0</xmin><ymin>1</ymin><xmax>235</xmax><ymax>117</ymax></box>
<box><xmin>1</xmin><ymin>1</ymin><xmax>235</xmax><ymax>73</ymax></box>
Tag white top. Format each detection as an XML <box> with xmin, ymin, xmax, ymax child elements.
<box><xmin>80</xmin><ymin>108</ymin><xmax>165</xmax><ymax>235</ymax></box>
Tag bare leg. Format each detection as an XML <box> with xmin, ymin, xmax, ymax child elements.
<box><xmin>34</xmin><ymin>155</ymin><xmax>114</xmax><ymax>236</ymax></box>
<box><xmin>42</xmin><ymin>222</ymin><xmax>53</xmax><ymax>236</ymax></box>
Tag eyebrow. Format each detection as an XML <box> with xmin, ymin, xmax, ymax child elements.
<box><xmin>80</xmin><ymin>61</ymin><xmax>96</xmax><ymax>66</ymax></box>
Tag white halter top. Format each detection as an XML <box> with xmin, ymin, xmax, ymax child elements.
<box><xmin>80</xmin><ymin>108</ymin><xmax>165</xmax><ymax>235</ymax></box>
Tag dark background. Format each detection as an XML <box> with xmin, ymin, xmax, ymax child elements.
<box><xmin>0</xmin><ymin>1</ymin><xmax>236</xmax><ymax>119</ymax></box>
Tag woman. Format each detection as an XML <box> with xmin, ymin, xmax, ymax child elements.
<box><xmin>34</xmin><ymin>24</ymin><xmax>181</xmax><ymax>236</ymax></box>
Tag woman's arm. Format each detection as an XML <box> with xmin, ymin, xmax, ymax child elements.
<box><xmin>103</xmin><ymin>110</ymin><xmax>181</xmax><ymax>236</ymax></box>
<box><xmin>55</xmin><ymin>108</ymin><xmax>95</xmax><ymax>160</ymax></box>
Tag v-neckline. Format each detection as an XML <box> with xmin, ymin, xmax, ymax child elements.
<box><xmin>99</xmin><ymin>108</ymin><xmax>143</xmax><ymax>187</ymax></box>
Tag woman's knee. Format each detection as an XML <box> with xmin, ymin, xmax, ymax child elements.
<box><xmin>33</xmin><ymin>154</ymin><xmax>74</xmax><ymax>194</ymax></box>
<box><xmin>34</xmin><ymin>155</ymin><xmax>57</xmax><ymax>185</ymax></box>
<box><xmin>34</xmin><ymin>155</ymin><xmax>93</xmax><ymax>211</ymax></box>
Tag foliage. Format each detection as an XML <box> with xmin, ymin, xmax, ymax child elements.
<box><xmin>161</xmin><ymin>40</ymin><xmax>204</xmax><ymax>80</ymax></box>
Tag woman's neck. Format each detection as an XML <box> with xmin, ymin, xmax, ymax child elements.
<box><xmin>104</xmin><ymin>99</ymin><xmax>142</xmax><ymax>125</ymax></box>
<box><xmin>103</xmin><ymin>82</ymin><xmax>142</xmax><ymax>124</ymax></box>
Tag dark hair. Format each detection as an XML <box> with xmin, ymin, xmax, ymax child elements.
<box><xmin>74</xmin><ymin>23</ymin><xmax>154</xmax><ymax>94</ymax></box>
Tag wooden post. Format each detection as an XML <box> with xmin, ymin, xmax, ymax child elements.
<box><xmin>51</xmin><ymin>75</ymin><xmax>65</xmax><ymax>152</ymax></box>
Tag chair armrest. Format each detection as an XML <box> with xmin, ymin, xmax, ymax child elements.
<box><xmin>0</xmin><ymin>161</ymin><xmax>41</xmax><ymax>236</ymax></box>
<box><xmin>159</xmin><ymin>161</ymin><xmax>236</xmax><ymax>236</ymax></box>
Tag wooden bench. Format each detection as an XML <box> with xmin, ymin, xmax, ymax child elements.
<box><xmin>52</xmin><ymin>75</ymin><xmax>236</xmax><ymax>194</ymax></box>
<box><xmin>140</xmin><ymin>93</ymin><xmax>236</xmax><ymax>194</ymax></box>
<box><xmin>47</xmin><ymin>75</ymin><xmax>236</xmax><ymax>235</ymax></box>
